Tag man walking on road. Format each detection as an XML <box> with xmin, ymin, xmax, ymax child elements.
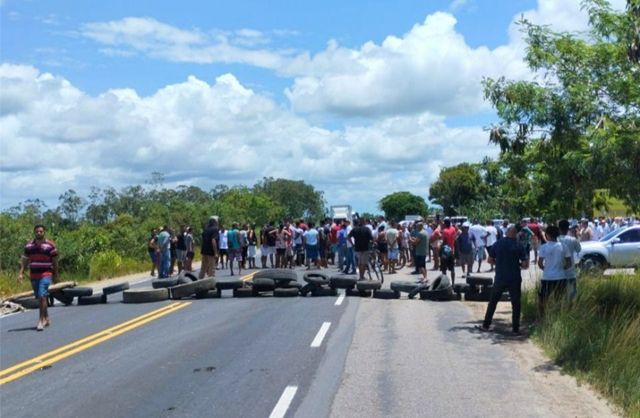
<box><xmin>348</xmin><ymin>218</ymin><xmax>373</xmax><ymax>280</ymax></box>
<box><xmin>477</xmin><ymin>226</ymin><xmax>528</xmax><ymax>335</ymax></box>
<box><xmin>18</xmin><ymin>224</ymin><xmax>59</xmax><ymax>331</ymax></box>
<box><xmin>199</xmin><ymin>217</ymin><xmax>219</xmax><ymax>279</ymax></box>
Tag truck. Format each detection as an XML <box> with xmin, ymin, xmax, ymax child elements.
<box><xmin>330</xmin><ymin>205</ymin><xmax>353</xmax><ymax>223</ymax></box>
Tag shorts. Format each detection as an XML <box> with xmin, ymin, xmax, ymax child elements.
<box><xmin>440</xmin><ymin>256</ymin><xmax>455</xmax><ymax>272</ymax></box>
<box><xmin>475</xmin><ymin>246</ymin><xmax>485</xmax><ymax>261</ymax></box>
<box><xmin>285</xmin><ymin>246</ymin><xmax>294</xmax><ymax>257</ymax></box>
<box><xmin>269</xmin><ymin>246</ymin><xmax>277</xmax><ymax>256</ymax></box>
<box><xmin>306</xmin><ymin>244</ymin><xmax>319</xmax><ymax>260</ymax></box>
<box><xmin>170</xmin><ymin>247</ymin><xmax>177</xmax><ymax>259</ymax></box>
<box><xmin>261</xmin><ymin>245</ymin><xmax>270</xmax><ymax>256</ymax></box>
<box><xmin>415</xmin><ymin>255</ymin><xmax>426</xmax><ymax>269</ymax></box>
<box><xmin>377</xmin><ymin>243</ymin><xmax>388</xmax><ymax>254</ymax></box>
<box><xmin>276</xmin><ymin>248</ymin><xmax>286</xmax><ymax>256</ymax></box>
<box><xmin>538</xmin><ymin>279</ymin><xmax>568</xmax><ymax>301</ymax></box>
<box><xmin>228</xmin><ymin>248</ymin><xmax>242</xmax><ymax>262</ymax></box>
<box><xmin>355</xmin><ymin>251</ymin><xmax>370</xmax><ymax>266</ymax></box>
<box><xmin>242</xmin><ymin>246</ymin><xmax>248</xmax><ymax>259</ymax></box>
<box><xmin>388</xmin><ymin>248</ymin><xmax>399</xmax><ymax>260</ymax></box>
<box><xmin>31</xmin><ymin>277</ymin><xmax>51</xmax><ymax>299</ymax></box>
<box><xmin>248</xmin><ymin>245</ymin><xmax>257</xmax><ymax>258</ymax></box>
<box><xmin>295</xmin><ymin>244</ymin><xmax>304</xmax><ymax>254</ymax></box>
<box><xmin>186</xmin><ymin>251</ymin><xmax>195</xmax><ymax>260</ymax></box>
<box><xmin>148</xmin><ymin>250</ymin><xmax>157</xmax><ymax>263</ymax></box>
<box><xmin>176</xmin><ymin>249</ymin><xmax>186</xmax><ymax>262</ymax></box>
<box><xmin>219</xmin><ymin>248</ymin><xmax>228</xmax><ymax>256</ymax></box>
<box><xmin>459</xmin><ymin>252</ymin><xmax>473</xmax><ymax>265</ymax></box>
<box><xmin>331</xmin><ymin>244</ymin><xmax>338</xmax><ymax>254</ymax></box>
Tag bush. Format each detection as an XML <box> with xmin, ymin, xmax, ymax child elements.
<box><xmin>523</xmin><ymin>274</ymin><xmax>640</xmax><ymax>417</ymax></box>
<box><xmin>89</xmin><ymin>251</ymin><xmax>140</xmax><ymax>281</ymax></box>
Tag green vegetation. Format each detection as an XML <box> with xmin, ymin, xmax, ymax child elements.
<box><xmin>522</xmin><ymin>274</ymin><xmax>640</xmax><ymax>417</ymax></box>
<box><xmin>378</xmin><ymin>192</ymin><xmax>429</xmax><ymax>221</ymax></box>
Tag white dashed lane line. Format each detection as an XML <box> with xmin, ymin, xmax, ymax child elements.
<box><xmin>334</xmin><ymin>292</ymin><xmax>345</xmax><ymax>306</ymax></box>
<box><xmin>310</xmin><ymin>322</ymin><xmax>331</xmax><ymax>348</ymax></box>
<box><xmin>269</xmin><ymin>386</ymin><xmax>298</xmax><ymax>418</ymax></box>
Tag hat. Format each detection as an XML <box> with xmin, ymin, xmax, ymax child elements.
<box><xmin>462</xmin><ymin>222</ymin><xmax>470</xmax><ymax>228</ymax></box>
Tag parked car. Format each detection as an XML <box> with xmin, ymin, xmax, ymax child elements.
<box><xmin>577</xmin><ymin>225</ymin><xmax>640</xmax><ymax>274</ymax></box>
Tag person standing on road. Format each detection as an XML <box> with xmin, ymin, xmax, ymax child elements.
<box><xmin>386</xmin><ymin>221</ymin><xmax>399</xmax><ymax>274</ymax></box>
<box><xmin>537</xmin><ymin>225</ymin><xmax>572</xmax><ymax>319</ymax></box>
<box><xmin>476</xmin><ymin>226</ymin><xmax>529</xmax><ymax>335</ymax></box>
<box><xmin>247</xmin><ymin>224</ymin><xmax>258</xmax><ymax>269</ymax></box>
<box><xmin>147</xmin><ymin>228</ymin><xmax>158</xmax><ymax>277</ymax></box>
<box><xmin>175</xmin><ymin>224</ymin><xmax>187</xmax><ymax>274</ymax></box>
<box><xmin>456</xmin><ymin>222</ymin><xmax>475</xmax><ymax>278</ymax></box>
<box><xmin>469</xmin><ymin>219</ymin><xmax>487</xmax><ymax>273</ymax></box>
<box><xmin>409</xmin><ymin>222</ymin><xmax>429</xmax><ymax>281</ymax></box>
<box><xmin>303</xmin><ymin>221</ymin><xmax>321</xmax><ymax>270</ymax></box>
<box><xmin>440</xmin><ymin>218</ymin><xmax>457</xmax><ymax>283</ymax></box>
<box><xmin>218</xmin><ymin>224</ymin><xmax>229</xmax><ymax>269</ymax></box>
<box><xmin>156</xmin><ymin>225</ymin><xmax>172</xmax><ymax>279</ymax></box>
<box><xmin>558</xmin><ymin>220</ymin><xmax>581</xmax><ymax>299</ymax></box>
<box><xmin>184</xmin><ymin>226</ymin><xmax>195</xmax><ymax>272</ymax></box>
<box><xmin>227</xmin><ymin>222</ymin><xmax>242</xmax><ymax>276</ymax></box>
<box><xmin>240</xmin><ymin>224</ymin><xmax>249</xmax><ymax>269</ymax></box>
<box><xmin>199</xmin><ymin>217</ymin><xmax>219</xmax><ymax>279</ymax></box>
<box><xmin>348</xmin><ymin>218</ymin><xmax>373</xmax><ymax>280</ymax></box>
<box><xmin>484</xmin><ymin>220</ymin><xmax>498</xmax><ymax>272</ymax></box>
<box><xmin>18</xmin><ymin>224</ymin><xmax>59</xmax><ymax>331</ymax></box>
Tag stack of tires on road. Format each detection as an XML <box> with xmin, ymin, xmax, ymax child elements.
<box><xmin>12</xmin><ymin>282</ymin><xmax>131</xmax><ymax>309</ymax></box>
<box><xmin>389</xmin><ymin>274</ymin><xmax>457</xmax><ymax>301</ymax></box>
<box><xmin>452</xmin><ymin>276</ymin><xmax>510</xmax><ymax>302</ymax></box>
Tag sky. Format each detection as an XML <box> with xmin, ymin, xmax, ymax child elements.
<box><xmin>0</xmin><ymin>0</ymin><xmax>626</xmax><ymax>215</ymax></box>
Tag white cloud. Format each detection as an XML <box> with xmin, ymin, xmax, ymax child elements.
<box><xmin>448</xmin><ymin>0</ymin><xmax>473</xmax><ymax>12</ymax></box>
<box><xmin>0</xmin><ymin>64</ymin><xmax>497</xmax><ymax>212</ymax></box>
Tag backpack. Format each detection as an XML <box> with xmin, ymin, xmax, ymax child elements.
<box><xmin>441</xmin><ymin>244</ymin><xmax>453</xmax><ymax>259</ymax></box>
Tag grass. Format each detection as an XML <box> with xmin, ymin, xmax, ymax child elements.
<box><xmin>522</xmin><ymin>273</ymin><xmax>640</xmax><ymax>418</ymax></box>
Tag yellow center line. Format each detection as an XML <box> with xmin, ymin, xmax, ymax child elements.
<box><xmin>240</xmin><ymin>271</ymin><xmax>258</xmax><ymax>282</ymax></box>
<box><xmin>0</xmin><ymin>302</ymin><xmax>190</xmax><ymax>385</ymax></box>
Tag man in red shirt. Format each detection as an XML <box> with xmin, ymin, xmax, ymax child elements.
<box><xmin>18</xmin><ymin>224</ymin><xmax>59</xmax><ymax>331</ymax></box>
<box><xmin>527</xmin><ymin>218</ymin><xmax>543</xmax><ymax>263</ymax></box>
<box><xmin>440</xmin><ymin>218</ymin><xmax>458</xmax><ymax>283</ymax></box>
<box><xmin>330</xmin><ymin>219</ymin><xmax>341</xmax><ymax>265</ymax></box>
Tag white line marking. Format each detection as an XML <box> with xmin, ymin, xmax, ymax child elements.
<box><xmin>310</xmin><ymin>322</ymin><xmax>331</xmax><ymax>348</ymax></box>
<box><xmin>0</xmin><ymin>311</ymin><xmax>22</xmax><ymax>320</ymax></box>
<box><xmin>131</xmin><ymin>278</ymin><xmax>151</xmax><ymax>285</ymax></box>
<box><xmin>334</xmin><ymin>292</ymin><xmax>345</xmax><ymax>306</ymax></box>
<box><xmin>269</xmin><ymin>385</ymin><xmax>298</xmax><ymax>418</ymax></box>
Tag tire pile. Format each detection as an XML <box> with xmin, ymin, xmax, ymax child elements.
<box><xmin>12</xmin><ymin>282</ymin><xmax>131</xmax><ymax>309</ymax></box>
<box><xmin>453</xmin><ymin>276</ymin><xmax>510</xmax><ymax>302</ymax></box>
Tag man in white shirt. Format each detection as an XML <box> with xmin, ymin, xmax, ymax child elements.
<box><xmin>537</xmin><ymin>225</ymin><xmax>572</xmax><ymax>318</ymax></box>
<box><xmin>469</xmin><ymin>219</ymin><xmax>488</xmax><ymax>273</ymax></box>
<box><xmin>385</xmin><ymin>221</ymin><xmax>399</xmax><ymax>274</ymax></box>
<box><xmin>558</xmin><ymin>219</ymin><xmax>581</xmax><ymax>299</ymax></box>
<box><xmin>484</xmin><ymin>220</ymin><xmax>498</xmax><ymax>272</ymax></box>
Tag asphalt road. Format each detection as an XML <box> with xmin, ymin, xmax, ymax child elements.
<box><xmin>0</xmin><ymin>260</ymin><xmax>614</xmax><ymax>418</ymax></box>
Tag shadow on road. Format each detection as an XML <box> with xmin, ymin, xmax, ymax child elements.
<box><xmin>448</xmin><ymin>319</ymin><xmax>532</xmax><ymax>345</ymax></box>
<box><xmin>7</xmin><ymin>326</ymin><xmax>38</xmax><ymax>332</ymax></box>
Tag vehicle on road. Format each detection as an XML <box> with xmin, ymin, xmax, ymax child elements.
<box><xmin>577</xmin><ymin>225</ymin><xmax>640</xmax><ymax>275</ymax></box>
<box><xmin>330</xmin><ymin>205</ymin><xmax>353</xmax><ymax>223</ymax></box>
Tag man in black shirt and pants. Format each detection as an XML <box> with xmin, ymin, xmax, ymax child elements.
<box><xmin>199</xmin><ymin>217</ymin><xmax>219</xmax><ymax>279</ymax></box>
<box><xmin>348</xmin><ymin>218</ymin><xmax>373</xmax><ymax>280</ymax></box>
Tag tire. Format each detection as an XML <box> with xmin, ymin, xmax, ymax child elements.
<box><xmin>123</xmin><ymin>287</ymin><xmax>169</xmax><ymax>304</ymax></box>
<box><xmin>102</xmin><ymin>282</ymin><xmax>130</xmax><ymax>295</ymax></box>
<box><xmin>356</xmin><ymin>280</ymin><xmax>382</xmax><ymax>291</ymax></box>
<box><xmin>195</xmin><ymin>290</ymin><xmax>220</xmax><ymax>299</ymax></box>
<box><xmin>282</xmin><ymin>281</ymin><xmax>302</xmax><ymax>289</ymax></box>
<box><xmin>465</xmin><ymin>292</ymin><xmax>491</xmax><ymax>302</ymax></box>
<box><xmin>177</xmin><ymin>275</ymin><xmax>192</xmax><ymax>285</ymax></box>
<box><xmin>252</xmin><ymin>278</ymin><xmax>275</xmax><ymax>292</ymax></box>
<box><xmin>215</xmin><ymin>279</ymin><xmax>244</xmax><ymax>290</ymax></box>
<box><xmin>51</xmin><ymin>291</ymin><xmax>74</xmax><ymax>306</ymax></box>
<box><xmin>579</xmin><ymin>256</ymin><xmax>606</xmax><ymax>276</ymax></box>
<box><xmin>274</xmin><ymin>278</ymin><xmax>298</xmax><ymax>288</ymax></box>
<box><xmin>233</xmin><ymin>287</ymin><xmax>254</xmax><ymax>298</ymax></box>
<box><xmin>78</xmin><ymin>294</ymin><xmax>107</xmax><ymax>305</ymax></box>
<box><xmin>171</xmin><ymin>278</ymin><xmax>216</xmax><ymax>300</ymax></box>
<box><xmin>303</xmin><ymin>272</ymin><xmax>330</xmax><ymax>285</ymax></box>
<box><xmin>465</xmin><ymin>284</ymin><xmax>480</xmax><ymax>294</ymax></box>
<box><xmin>183</xmin><ymin>271</ymin><xmax>199</xmax><ymax>281</ymax></box>
<box><xmin>299</xmin><ymin>283</ymin><xmax>318</xmax><ymax>296</ymax></box>
<box><xmin>449</xmin><ymin>293</ymin><xmax>462</xmax><ymax>301</ymax></box>
<box><xmin>274</xmin><ymin>288</ymin><xmax>300</xmax><ymax>297</ymax></box>
<box><xmin>373</xmin><ymin>289</ymin><xmax>400</xmax><ymax>300</ymax></box>
<box><xmin>254</xmin><ymin>269</ymin><xmax>298</xmax><ymax>282</ymax></box>
<box><xmin>345</xmin><ymin>288</ymin><xmax>372</xmax><ymax>297</ymax></box>
<box><xmin>390</xmin><ymin>281</ymin><xmax>420</xmax><ymax>293</ymax></box>
<box><xmin>453</xmin><ymin>284</ymin><xmax>471</xmax><ymax>294</ymax></box>
<box><xmin>152</xmin><ymin>278</ymin><xmax>179</xmax><ymax>289</ymax></box>
<box><xmin>466</xmin><ymin>276</ymin><xmax>493</xmax><ymax>286</ymax></box>
<box><xmin>420</xmin><ymin>286</ymin><xmax>454</xmax><ymax>301</ymax></box>
<box><xmin>62</xmin><ymin>287</ymin><xmax>93</xmax><ymax>298</ymax></box>
<box><xmin>312</xmin><ymin>287</ymin><xmax>338</xmax><ymax>297</ymax></box>
<box><xmin>329</xmin><ymin>276</ymin><xmax>357</xmax><ymax>289</ymax></box>
<box><xmin>430</xmin><ymin>274</ymin><xmax>452</xmax><ymax>290</ymax></box>
<box><xmin>14</xmin><ymin>297</ymin><xmax>41</xmax><ymax>310</ymax></box>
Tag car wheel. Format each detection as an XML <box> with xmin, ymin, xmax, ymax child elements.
<box><xmin>580</xmin><ymin>256</ymin><xmax>605</xmax><ymax>276</ymax></box>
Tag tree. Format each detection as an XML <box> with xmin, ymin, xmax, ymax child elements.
<box><xmin>428</xmin><ymin>164</ymin><xmax>485</xmax><ymax>216</ymax></box>
<box><xmin>483</xmin><ymin>0</ymin><xmax>640</xmax><ymax>215</ymax></box>
<box><xmin>378</xmin><ymin>192</ymin><xmax>429</xmax><ymax>221</ymax></box>
<box><xmin>253</xmin><ymin>177</ymin><xmax>326</xmax><ymax>221</ymax></box>
<box><xmin>57</xmin><ymin>189</ymin><xmax>85</xmax><ymax>225</ymax></box>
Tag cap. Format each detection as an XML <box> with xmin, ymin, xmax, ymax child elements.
<box><xmin>462</xmin><ymin>222</ymin><xmax>470</xmax><ymax>228</ymax></box>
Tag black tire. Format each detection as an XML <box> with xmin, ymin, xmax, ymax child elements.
<box><xmin>450</xmin><ymin>293</ymin><xmax>462</xmax><ymax>301</ymax></box>
<box><xmin>466</xmin><ymin>284</ymin><xmax>480</xmax><ymax>294</ymax></box>
<box><xmin>215</xmin><ymin>279</ymin><xmax>244</xmax><ymax>290</ymax></box>
<box><xmin>354</xmin><ymin>289</ymin><xmax>372</xmax><ymax>298</ymax></box>
<box><xmin>431</xmin><ymin>274</ymin><xmax>452</xmax><ymax>290</ymax></box>
<box><xmin>78</xmin><ymin>294</ymin><xmax>107</xmax><ymax>305</ymax></box>
<box><xmin>274</xmin><ymin>278</ymin><xmax>298</xmax><ymax>288</ymax></box>
<box><xmin>390</xmin><ymin>281</ymin><xmax>420</xmax><ymax>293</ymax></box>
<box><xmin>171</xmin><ymin>278</ymin><xmax>216</xmax><ymax>300</ymax></box>
<box><xmin>252</xmin><ymin>278</ymin><xmax>275</xmax><ymax>291</ymax></box>
<box><xmin>233</xmin><ymin>287</ymin><xmax>254</xmax><ymax>298</ymax></box>
<box><xmin>102</xmin><ymin>282</ymin><xmax>130</xmax><ymax>295</ymax></box>
<box><xmin>62</xmin><ymin>287</ymin><xmax>93</xmax><ymax>298</ymax></box>
<box><xmin>465</xmin><ymin>292</ymin><xmax>491</xmax><ymax>302</ymax></box>
<box><xmin>356</xmin><ymin>280</ymin><xmax>382</xmax><ymax>291</ymax></box>
<box><xmin>419</xmin><ymin>286</ymin><xmax>453</xmax><ymax>301</ymax></box>
<box><xmin>123</xmin><ymin>287</ymin><xmax>169</xmax><ymax>303</ymax></box>
<box><xmin>14</xmin><ymin>297</ymin><xmax>41</xmax><ymax>310</ymax></box>
<box><xmin>579</xmin><ymin>256</ymin><xmax>606</xmax><ymax>276</ymax></box>
<box><xmin>373</xmin><ymin>289</ymin><xmax>400</xmax><ymax>300</ymax></box>
<box><xmin>282</xmin><ymin>281</ymin><xmax>302</xmax><ymax>289</ymax></box>
<box><xmin>299</xmin><ymin>283</ymin><xmax>319</xmax><ymax>296</ymax></box>
<box><xmin>195</xmin><ymin>290</ymin><xmax>220</xmax><ymax>299</ymax></box>
<box><xmin>466</xmin><ymin>276</ymin><xmax>493</xmax><ymax>286</ymax></box>
<box><xmin>254</xmin><ymin>269</ymin><xmax>298</xmax><ymax>282</ymax></box>
<box><xmin>52</xmin><ymin>291</ymin><xmax>74</xmax><ymax>306</ymax></box>
<box><xmin>177</xmin><ymin>275</ymin><xmax>192</xmax><ymax>285</ymax></box>
<box><xmin>152</xmin><ymin>278</ymin><xmax>179</xmax><ymax>289</ymax></box>
<box><xmin>453</xmin><ymin>283</ymin><xmax>470</xmax><ymax>294</ymax></box>
<box><xmin>303</xmin><ymin>272</ymin><xmax>330</xmax><ymax>285</ymax></box>
<box><xmin>274</xmin><ymin>288</ymin><xmax>300</xmax><ymax>297</ymax></box>
<box><xmin>184</xmin><ymin>272</ymin><xmax>199</xmax><ymax>281</ymax></box>
<box><xmin>329</xmin><ymin>276</ymin><xmax>357</xmax><ymax>289</ymax></box>
<box><xmin>312</xmin><ymin>287</ymin><xmax>338</xmax><ymax>297</ymax></box>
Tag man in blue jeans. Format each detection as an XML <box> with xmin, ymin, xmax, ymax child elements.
<box><xmin>477</xmin><ymin>226</ymin><xmax>529</xmax><ymax>335</ymax></box>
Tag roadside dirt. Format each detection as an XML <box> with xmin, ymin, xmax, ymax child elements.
<box><xmin>466</xmin><ymin>300</ymin><xmax>621</xmax><ymax>418</ymax></box>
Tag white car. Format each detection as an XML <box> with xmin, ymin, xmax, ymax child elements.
<box><xmin>578</xmin><ymin>225</ymin><xmax>640</xmax><ymax>274</ymax></box>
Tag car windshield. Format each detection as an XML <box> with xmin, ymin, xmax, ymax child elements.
<box><xmin>599</xmin><ymin>228</ymin><xmax>626</xmax><ymax>242</ymax></box>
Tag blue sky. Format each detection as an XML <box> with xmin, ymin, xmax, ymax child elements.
<box><xmin>0</xmin><ymin>0</ymin><xmax>604</xmax><ymax>215</ymax></box>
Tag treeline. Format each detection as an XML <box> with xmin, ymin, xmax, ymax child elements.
<box><xmin>0</xmin><ymin>175</ymin><xmax>326</xmax><ymax>280</ymax></box>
